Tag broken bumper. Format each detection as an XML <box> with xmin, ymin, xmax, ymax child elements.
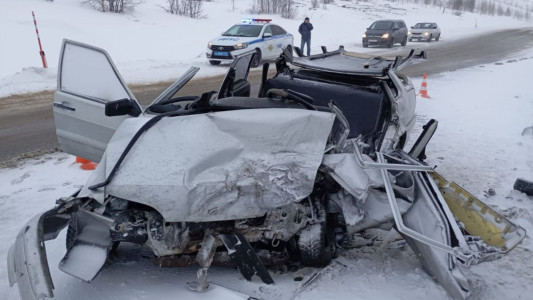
<box><xmin>7</xmin><ymin>206</ymin><xmax>71</xmax><ymax>300</ymax></box>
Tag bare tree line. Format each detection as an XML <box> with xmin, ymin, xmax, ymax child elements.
<box><xmin>388</xmin><ymin>0</ymin><xmax>531</xmax><ymax>21</ymax></box>
<box><xmin>83</xmin><ymin>0</ymin><xmax>143</xmax><ymax>13</ymax></box>
<box><xmin>161</xmin><ymin>0</ymin><xmax>204</xmax><ymax>18</ymax></box>
<box><xmin>249</xmin><ymin>0</ymin><xmax>298</xmax><ymax>19</ymax></box>
<box><xmin>54</xmin><ymin>0</ymin><xmax>533</xmax><ymax>21</ymax></box>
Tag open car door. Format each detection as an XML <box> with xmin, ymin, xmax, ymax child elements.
<box><xmin>53</xmin><ymin>39</ymin><xmax>142</xmax><ymax>163</ymax></box>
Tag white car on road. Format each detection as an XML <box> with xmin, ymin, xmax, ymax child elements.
<box><xmin>206</xmin><ymin>18</ymin><xmax>293</xmax><ymax>67</ymax></box>
<box><xmin>408</xmin><ymin>22</ymin><xmax>441</xmax><ymax>42</ymax></box>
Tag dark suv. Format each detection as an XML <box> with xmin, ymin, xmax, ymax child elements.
<box><xmin>362</xmin><ymin>19</ymin><xmax>408</xmax><ymax>48</ymax></box>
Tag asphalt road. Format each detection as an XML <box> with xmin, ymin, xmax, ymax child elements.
<box><xmin>1</xmin><ymin>28</ymin><xmax>533</xmax><ymax>163</ymax></box>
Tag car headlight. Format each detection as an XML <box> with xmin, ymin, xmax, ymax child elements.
<box><xmin>408</xmin><ymin>30</ymin><xmax>411</xmax><ymax>35</ymax></box>
<box><xmin>381</xmin><ymin>33</ymin><xmax>389</xmax><ymax>39</ymax></box>
<box><xmin>423</xmin><ymin>32</ymin><xmax>429</xmax><ymax>36</ymax></box>
<box><xmin>234</xmin><ymin>42</ymin><xmax>248</xmax><ymax>50</ymax></box>
<box><xmin>362</xmin><ymin>33</ymin><xmax>367</xmax><ymax>38</ymax></box>
<box><xmin>207</xmin><ymin>42</ymin><xmax>213</xmax><ymax>49</ymax></box>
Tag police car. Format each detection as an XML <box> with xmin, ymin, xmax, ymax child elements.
<box><xmin>206</xmin><ymin>18</ymin><xmax>293</xmax><ymax>67</ymax></box>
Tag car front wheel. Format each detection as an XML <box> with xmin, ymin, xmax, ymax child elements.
<box><xmin>251</xmin><ymin>49</ymin><xmax>261</xmax><ymax>68</ymax></box>
<box><xmin>435</xmin><ymin>34</ymin><xmax>440</xmax><ymax>41</ymax></box>
<box><xmin>298</xmin><ymin>216</ymin><xmax>336</xmax><ymax>267</ymax></box>
<box><xmin>401</xmin><ymin>36</ymin><xmax>407</xmax><ymax>46</ymax></box>
<box><xmin>427</xmin><ymin>34</ymin><xmax>432</xmax><ymax>42</ymax></box>
<box><xmin>387</xmin><ymin>38</ymin><xmax>394</xmax><ymax>48</ymax></box>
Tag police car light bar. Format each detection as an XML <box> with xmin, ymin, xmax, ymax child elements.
<box><xmin>241</xmin><ymin>18</ymin><xmax>272</xmax><ymax>24</ymax></box>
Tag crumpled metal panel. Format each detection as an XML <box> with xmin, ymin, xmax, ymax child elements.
<box><xmin>323</xmin><ymin>153</ymin><xmax>383</xmax><ymax>226</ymax></box>
<box><xmin>81</xmin><ymin>109</ymin><xmax>335</xmax><ymax>222</ymax></box>
<box><xmin>401</xmin><ymin>173</ymin><xmax>470</xmax><ymax>300</ymax></box>
<box><xmin>7</xmin><ymin>209</ymin><xmax>60</xmax><ymax>300</ymax></box>
<box><xmin>322</xmin><ymin>153</ymin><xmax>382</xmax><ymax>199</ymax></box>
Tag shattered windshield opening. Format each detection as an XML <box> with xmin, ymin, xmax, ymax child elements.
<box><xmin>223</xmin><ymin>25</ymin><xmax>263</xmax><ymax>37</ymax></box>
<box><xmin>369</xmin><ymin>21</ymin><xmax>393</xmax><ymax>30</ymax></box>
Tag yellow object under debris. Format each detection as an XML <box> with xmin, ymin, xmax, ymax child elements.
<box><xmin>431</xmin><ymin>172</ymin><xmax>526</xmax><ymax>253</ymax></box>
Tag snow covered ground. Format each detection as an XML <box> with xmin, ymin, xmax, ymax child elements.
<box><xmin>1</xmin><ymin>41</ymin><xmax>533</xmax><ymax>300</ymax></box>
<box><xmin>0</xmin><ymin>0</ymin><xmax>531</xmax><ymax>98</ymax></box>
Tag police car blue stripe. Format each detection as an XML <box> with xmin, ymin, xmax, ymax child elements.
<box><xmin>248</xmin><ymin>33</ymin><xmax>293</xmax><ymax>45</ymax></box>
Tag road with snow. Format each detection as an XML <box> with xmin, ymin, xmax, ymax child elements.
<box><xmin>1</xmin><ymin>28</ymin><xmax>533</xmax><ymax>163</ymax></box>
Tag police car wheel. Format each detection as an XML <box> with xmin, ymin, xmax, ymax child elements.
<box><xmin>209</xmin><ymin>60</ymin><xmax>221</xmax><ymax>66</ymax></box>
<box><xmin>251</xmin><ymin>49</ymin><xmax>261</xmax><ymax>68</ymax></box>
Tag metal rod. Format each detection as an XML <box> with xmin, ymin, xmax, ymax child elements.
<box><xmin>351</xmin><ymin>140</ymin><xmax>433</xmax><ymax>171</ymax></box>
<box><xmin>32</xmin><ymin>11</ymin><xmax>48</xmax><ymax>68</ymax></box>
<box><xmin>376</xmin><ymin>152</ymin><xmax>456</xmax><ymax>255</ymax></box>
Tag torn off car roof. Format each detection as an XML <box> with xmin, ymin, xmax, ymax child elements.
<box><xmin>285</xmin><ymin>47</ymin><xmax>427</xmax><ymax>76</ymax></box>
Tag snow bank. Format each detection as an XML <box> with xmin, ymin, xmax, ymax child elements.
<box><xmin>0</xmin><ymin>0</ymin><xmax>530</xmax><ymax>98</ymax></box>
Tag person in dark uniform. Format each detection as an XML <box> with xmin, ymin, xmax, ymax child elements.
<box><xmin>298</xmin><ymin>17</ymin><xmax>313</xmax><ymax>56</ymax></box>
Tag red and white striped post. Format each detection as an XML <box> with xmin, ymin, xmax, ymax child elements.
<box><xmin>32</xmin><ymin>11</ymin><xmax>48</xmax><ymax>68</ymax></box>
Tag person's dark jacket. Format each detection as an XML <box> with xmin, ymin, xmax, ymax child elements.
<box><xmin>298</xmin><ymin>22</ymin><xmax>313</xmax><ymax>40</ymax></box>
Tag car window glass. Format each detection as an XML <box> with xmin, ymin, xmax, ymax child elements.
<box><xmin>393</xmin><ymin>23</ymin><xmax>399</xmax><ymax>30</ymax></box>
<box><xmin>416</xmin><ymin>23</ymin><xmax>432</xmax><ymax>29</ymax></box>
<box><xmin>60</xmin><ymin>43</ymin><xmax>129</xmax><ymax>102</ymax></box>
<box><xmin>223</xmin><ymin>25</ymin><xmax>263</xmax><ymax>37</ymax></box>
<box><xmin>272</xmin><ymin>25</ymin><xmax>286</xmax><ymax>36</ymax></box>
<box><xmin>263</xmin><ymin>25</ymin><xmax>272</xmax><ymax>36</ymax></box>
<box><xmin>369</xmin><ymin>21</ymin><xmax>392</xmax><ymax>30</ymax></box>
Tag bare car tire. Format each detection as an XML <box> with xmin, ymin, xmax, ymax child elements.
<box><xmin>401</xmin><ymin>36</ymin><xmax>407</xmax><ymax>46</ymax></box>
<box><xmin>435</xmin><ymin>34</ymin><xmax>440</xmax><ymax>41</ymax></box>
<box><xmin>251</xmin><ymin>49</ymin><xmax>262</xmax><ymax>68</ymax></box>
<box><xmin>209</xmin><ymin>60</ymin><xmax>221</xmax><ymax>66</ymax></box>
<box><xmin>387</xmin><ymin>38</ymin><xmax>394</xmax><ymax>48</ymax></box>
<box><xmin>285</xmin><ymin>44</ymin><xmax>293</xmax><ymax>54</ymax></box>
<box><xmin>427</xmin><ymin>34</ymin><xmax>432</xmax><ymax>42</ymax></box>
<box><xmin>298</xmin><ymin>217</ymin><xmax>336</xmax><ymax>267</ymax></box>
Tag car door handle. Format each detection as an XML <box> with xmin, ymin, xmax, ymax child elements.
<box><xmin>53</xmin><ymin>102</ymin><xmax>76</xmax><ymax>111</ymax></box>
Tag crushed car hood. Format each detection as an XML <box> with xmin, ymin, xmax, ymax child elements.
<box><xmin>80</xmin><ymin>108</ymin><xmax>335</xmax><ymax>222</ymax></box>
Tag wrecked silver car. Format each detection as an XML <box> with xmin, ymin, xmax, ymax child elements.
<box><xmin>8</xmin><ymin>40</ymin><xmax>526</xmax><ymax>300</ymax></box>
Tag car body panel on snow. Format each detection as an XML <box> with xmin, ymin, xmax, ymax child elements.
<box><xmin>8</xmin><ymin>40</ymin><xmax>526</xmax><ymax>300</ymax></box>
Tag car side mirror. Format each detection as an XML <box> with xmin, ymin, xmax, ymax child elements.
<box><xmin>411</xmin><ymin>26</ymin><xmax>414</xmax><ymax>29</ymax></box>
<box><xmin>105</xmin><ymin>98</ymin><xmax>141</xmax><ymax>117</ymax></box>
<box><xmin>433</xmin><ymin>26</ymin><xmax>437</xmax><ymax>29</ymax></box>
<box><xmin>263</xmin><ymin>32</ymin><xmax>272</xmax><ymax>38</ymax></box>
